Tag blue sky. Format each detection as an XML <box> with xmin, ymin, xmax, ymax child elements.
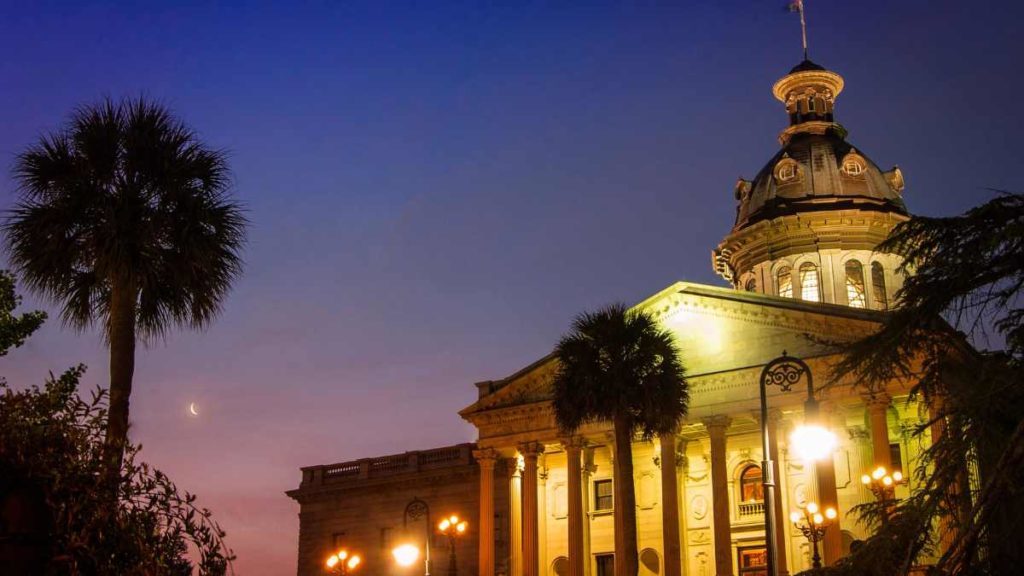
<box><xmin>2</xmin><ymin>1</ymin><xmax>1022</xmax><ymax>573</ymax></box>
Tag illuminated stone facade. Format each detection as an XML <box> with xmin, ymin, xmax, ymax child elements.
<box><xmin>289</xmin><ymin>59</ymin><xmax>934</xmax><ymax>576</ymax></box>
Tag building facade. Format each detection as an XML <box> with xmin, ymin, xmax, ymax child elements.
<box><xmin>289</xmin><ymin>58</ymin><xmax>932</xmax><ymax>576</ymax></box>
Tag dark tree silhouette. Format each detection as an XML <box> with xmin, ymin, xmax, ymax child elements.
<box><xmin>4</xmin><ymin>98</ymin><xmax>247</xmax><ymax>479</ymax></box>
<box><xmin>826</xmin><ymin>193</ymin><xmax>1024</xmax><ymax>576</ymax></box>
<box><xmin>552</xmin><ymin>303</ymin><xmax>689</xmax><ymax>576</ymax></box>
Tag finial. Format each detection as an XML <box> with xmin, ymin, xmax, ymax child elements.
<box><xmin>788</xmin><ymin>0</ymin><xmax>809</xmax><ymax>61</ymax></box>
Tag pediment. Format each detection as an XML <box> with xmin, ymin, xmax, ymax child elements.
<box><xmin>460</xmin><ymin>281</ymin><xmax>882</xmax><ymax>419</ymax></box>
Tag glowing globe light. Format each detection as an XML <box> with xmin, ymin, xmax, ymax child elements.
<box><xmin>892</xmin><ymin>471</ymin><xmax>903</xmax><ymax>482</ymax></box>
<box><xmin>326</xmin><ymin>555</ymin><xmax>339</xmax><ymax>569</ymax></box>
<box><xmin>860</xmin><ymin>474</ymin><xmax>871</xmax><ymax>485</ymax></box>
<box><xmin>347</xmin><ymin>555</ymin><xmax>361</xmax><ymax>570</ymax></box>
<box><xmin>392</xmin><ymin>544</ymin><xmax>420</xmax><ymax>567</ymax></box>
<box><xmin>790</xmin><ymin>511</ymin><xmax>802</xmax><ymax>523</ymax></box>
<box><xmin>806</xmin><ymin>502</ymin><xmax>819</xmax><ymax>514</ymax></box>
<box><xmin>825</xmin><ymin>507</ymin><xmax>837</xmax><ymax>520</ymax></box>
<box><xmin>813</xmin><ymin>513</ymin><xmax>824</xmax><ymax>524</ymax></box>
<box><xmin>791</xmin><ymin>424</ymin><xmax>837</xmax><ymax>462</ymax></box>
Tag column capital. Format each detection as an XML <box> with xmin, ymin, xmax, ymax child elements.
<box><xmin>862</xmin><ymin>390</ymin><xmax>892</xmax><ymax>408</ymax></box>
<box><xmin>702</xmin><ymin>415</ymin><xmax>732</xmax><ymax>434</ymax></box>
<box><xmin>518</xmin><ymin>441</ymin><xmax>543</xmax><ymax>459</ymax></box>
<box><xmin>474</xmin><ymin>448</ymin><xmax>500</xmax><ymax>467</ymax></box>
<box><xmin>561</xmin><ymin>436</ymin><xmax>587</xmax><ymax>452</ymax></box>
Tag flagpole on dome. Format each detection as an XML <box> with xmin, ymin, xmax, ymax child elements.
<box><xmin>789</xmin><ymin>0</ymin><xmax>809</xmax><ymax>61</ymax></box>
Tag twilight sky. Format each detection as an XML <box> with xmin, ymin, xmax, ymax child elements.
<box><xmin>2</xmin><ymin>1</ymin><xmax>1023</xmax><ymax>573</ymax></box>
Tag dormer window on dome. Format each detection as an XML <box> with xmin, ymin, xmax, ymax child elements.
<box><xmin>841</xmin><ymin>151</ymin><xmax>866</xmax><ymax>176</ymax></box>
<box><xmin>775</xmin><ymin>157</ymin><xmax>800</xmax><ymax>183</ymax></box>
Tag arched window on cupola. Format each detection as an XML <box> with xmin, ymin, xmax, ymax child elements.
<box><xmin>744</xmin><ymin>277</ymin><xmax>757</xmax><ymax>292</ymax></box>
<box><xmin>845</xmin><ymin>260</ymin><xmax>867</xmax><ymax>308</ymax></box>
<box><xmin>777</xmin><ymin>266</ymin><xmax>793</xmax><ymax>298</ymax></box>
<box><xmin>872</xmin><ymin>262</ymin><xmax>889</xmax><ymax>310</ymax></box>
<box><xmin>798</xmin><ymin>262</ymin><xmax>821</xmax><ymax>302</ymax></box>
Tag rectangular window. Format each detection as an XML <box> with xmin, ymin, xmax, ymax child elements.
<box><xmin>890</xmin><ymin>443</ymin><xmax>903</xmax><ymax>475</ymax></box>
<box><xmin>332</xmin><ymin>532</ymin><xmax>346</xmax><ymax>547</ymax></box>
<box><xmin>594</xmin><ymin>479</ymin><xmax>613</xmax><ymax>512</ymax></box>
<box><xmin>738</xmin><ymin>547</ymin><xmax>768</xmax><ymax>576</ymax></box>
<box><xmin>596</xmin><ymin>554</ymin><xmax>615</xmax><ymax>576</ymax></box>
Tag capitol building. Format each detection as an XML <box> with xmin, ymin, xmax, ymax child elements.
<box><xmin>288</xmin><ymin>52</ymin><xmax>935</xmax><ymax>576</ymax></box>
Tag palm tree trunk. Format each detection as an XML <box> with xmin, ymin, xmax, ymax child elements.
<box><xmin>613</xmin><ymin>412</ymin><xmax>639</xmax><ymax>576</ymax></box>
<box><xmin>105</xmin><ymin>277</ymin><xmax>136</xmax><ymax>487</ymax></box>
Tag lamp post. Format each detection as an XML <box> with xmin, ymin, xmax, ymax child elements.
<box><xmin>393</xmin><ymin>497</ymin><xmax>432</xmax><ymax>575</ymax></box>
<box><xmin>325</xmin><ymin>549</ymin><xmax>362</xmax><ymax>575</ymax></box>
<box><xmin>759</xmin><ymin>352</ymin><xmax>837</xmax><ymax>576</ymax></box>
<box><xmin>437</xmin><ymin>514</ymin><xmax>468</xmax><ymax>576</ymax></box>
<box><xmin>790</xmin><ymin>502</ymin><xmax>837</xmax><ymax>570</ymax></box>
<box><xmin>860</xmin><ymin>465</ymin><xmax>905</xmax><ymax>523</ymax></box>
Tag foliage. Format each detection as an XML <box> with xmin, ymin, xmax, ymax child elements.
<box><xmin>0</xmin><ymin>269</ymin><xmax>46</xmax><ymax>357</ymax></box>
<box><xmin>826</xmin><ymin>193</ymin><xmax>1024</xmax><ymax>576</ymax></box>
<box><xmin>0</xmin><ymin>270</ymin><xmax>234</xmax><ymax>574</ymax></box>
<box><xmin>552</xmin><ymin>303</ymin><xmax>689</xmax><ymax>439</ymax></box>
<box><xmin>0</xmin><ymin>370</ymin><xmax>236</xmax><ymax>575</ymax></box>
<box><xmin>3</xmin><ymin>96</ymin><xmax>247</xmax><ymax>470</ymax></box>
<box><xmin>552</xmin><ymin>303</ymin><xmax>688</xmax><ymax>576</ymax></box>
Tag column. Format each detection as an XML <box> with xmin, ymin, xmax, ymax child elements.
<box><xmin>660</xmin><ymin>431</ymin><xmax>682</xmax><ymax>576</ymax></box>
<box><xmin>814</xmin><ymin>408</ymin><xmax>842</xmax><ymax>566</ymax></box>
<box><xmin>510</xmin><ymin>458</ymin><xmax>523</xmax><ymax>576</ymax></box>
<box><xmin>520</xmin><ymin>442</ymin><xmax>542</xmax><ymax>576</ymax></box>
<box><xmin>705</xmin><ymin>416</ymin><xmax>733</xmax><ymax>576</ymax></box>
<box><xmin>867</xmin><ymin>394</ymin><xmax>892</xmax><ymax>469</ymax></box>
<box><xmin>766</xmin><ymin>412</ymin><xmax>789</xmax><ymax>576</ymax></box>
<box><xmin>582</xmin><ymin>446</ymin><xmax>596</xmax><ymax>576</ymax></box>
<box><xmin>539</xmin><ymin>459</ymin><xmax>549</xmax><ymax>572</ymax></box>
<box><xmin>930</xmin><ymin>395</ymin><xmax>970</xmax><ymax>557</ymax></box>
<box><xmin>475</xmin><ymin>448</ymin><xmax>499</xmax><ymax>576</ymax></box>
<box><xmin>563</xmin><ymin>437</ymin><xmax>586</xmax><ymax>576</ymax></box>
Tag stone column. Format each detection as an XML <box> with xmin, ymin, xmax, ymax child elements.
<box><xmin>475</xmin><ymin>448</ymin><xmax>499</xmax><ymax>576</ymax></box>
<box><xmin>866</xmin><ymin>395</ymin><xmax>892</xmax><ymax>470</ymax></box>
<box><xmin>563</xmin><ymin>438</ymin><xmax>586</xmax><ymax>576</ymax></box>
<box><xmin>705</xmin><ymin>416</ymin><xmax>734</xmax><ymax>576</ymax></box>
<box><xmin>660</xmin><ymin>431</ymin><xmax>682</xmax><ymax>576</ymax></box>
<box><xmin>582</xmin><ymin>446</ymin><xmax>596</xmax><ymax>576</ymax></box>
<box><xmin>766</xmin><ymin>412</ymin><xmax>789</xmax><ymax>576</ymax></box>
<box><xmin>539</xmin><ymin>459</ymin><xmax>549</xmax><ymax>573</ymax></box>
<box><xmin>510</xmin><ymin>458</ymin><xmax>523</xmax><ymax>576</ymax></box>
<box><xmin>520</xmin><ymin>442</ymin><xmax>542</xmax><ymax>576</ymax></box>
<box><xmin>814</xmin><ymin>408</ymin><xmax>842</xmax><ymax>566</ymax></box>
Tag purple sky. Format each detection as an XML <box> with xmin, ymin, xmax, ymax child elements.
<box><xmin>3</xmin><ymin>1</ymin><xmax>1023</xmax><ymax>573</ymax></box>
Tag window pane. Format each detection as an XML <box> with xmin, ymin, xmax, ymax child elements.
<box><xmin>596</xmin><ymin>554</ymin><xmax>615</xmax><ymax>576</ymax></box>
<box><xmin>777</xmin><ymin>267</ymin><xmax>793</xmax><ymax>298</ymax></box>
<box><xmin>845</xmin><ymin>260</ymin><xmax>867</xmax><ymax>308</ymax></box>
<box><xmin>595</xmin><ymin>479</ymin><xmax>613</xmax><ymax>511</ymax></box>
<box><xmin>738</xmin><ymin>547</ymin><xmax>767</xmax><ymax>576</ymax></box>
<box><xmin>872</xmin><ymin>262</ymin><xmax>889</xmax><ymax>310</ymax></box>
<box><xmin>799</xmin><ymin>263</ymin><xmax>820</xmax><ymax>302</ymax></box>
<box><xmin>889</xmin><ymin>443</ymin><xmax>903</xmax><ymax>475</ymax></box>
<box><xmin>740</xmin><ymin>465</ymin><xmax>763</xmax><ymax>502</ymax></box>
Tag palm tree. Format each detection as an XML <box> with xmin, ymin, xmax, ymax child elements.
<box><xmin>4</xmin><ymin>97</ymin><xmax>247</xmax><ymax>479</ymax></box>
<box><xmin>552</xmin><ymin>303</ymin><xmax>688</xmax><ymax>576</ymax></box>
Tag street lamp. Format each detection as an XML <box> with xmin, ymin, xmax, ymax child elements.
<box><xmin>393</xmin><ymin>497</ymin><xmax>432</xmax><ymax>575</ymax></box>
<box><xmin>758</xmin><ymin>352</ymin><xmax>837</xmax><ymax>576</ymax></box>
<box><xmin>325</xmin><ymin>549</ymin><xmax>362</xmax><ymax>575</ymax></box>
<box><xmin>437</xmin><ymin>514</ymin><xmax>468</xmax><ymax>576</ymax></box>
<box><xmin>790</xmin><ymin>502</ymin><xmax>837</xmax><ymax>570</ymax></box>
<box><xmin>861</xmin><ymin>465</ymin><xmax>905</xmax><ymax>523</ymax></box>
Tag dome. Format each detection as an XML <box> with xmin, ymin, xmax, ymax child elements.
<box><xmin>789</xmin><ymin>59</ymin><xmax>827</xmax><ymax>73</ymax></box>
<box><xmin>732</xmin><ymin>130</ymin><xmax>907</xmax><ymax>231</ymax></box>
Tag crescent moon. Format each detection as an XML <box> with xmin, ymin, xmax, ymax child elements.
<box><xmin>189</xmin><ymin>402</ymin><xmax>199</xmax><ymax>416</ymax></box>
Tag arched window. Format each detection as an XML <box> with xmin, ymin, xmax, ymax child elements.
<box><xmin>842</xmin><ymin>160</ymin><xmax>864</xmax><ymax>175</ymax></box>
<box><xmin>739</xmin><ymin>465</ymin><xmax>763</xmax><ymax>502</ymax></box>
<box><xmin>798</xmin><ymin>262</ymin><xmax>821</xmax><ymax>302</ymax></box>
<box><xmin>777</xmin><ymin>266</ymin><xmax>793</xmax><ymax>298</ymax></box>
<box><xmin>807</xmin><ymin>96</ymin><xmax>816</xmax><ymax>112</ymax></box>
<box><xmin>845</xmin><ymin>260</ymin><xmax>867</xmax><ymax>308</ymax></box>
<box><xmin>871</xmin><ymin>262</ymin><xmax>889</xmax><ymax>310</ymax></box>
<box><xmin>744</xmin><ymin>277</ymin><xmax>757</xmax><ymax>292</ymax></box>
